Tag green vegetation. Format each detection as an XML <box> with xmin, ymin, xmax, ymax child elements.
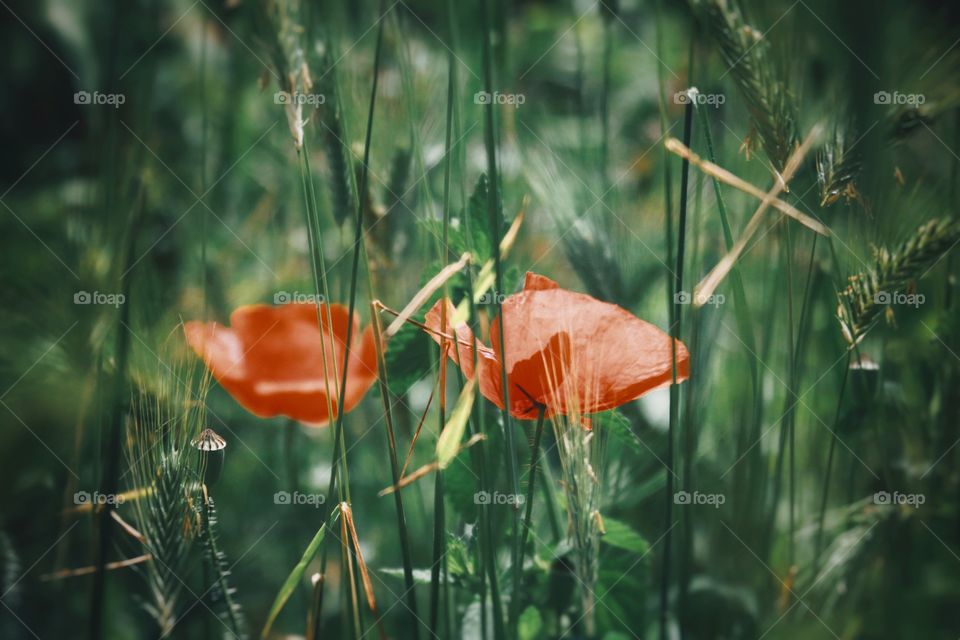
<box><xmin>2</xmin><ymin>0</ymin><xmax>960</xmax><ymax>638</ymax></box>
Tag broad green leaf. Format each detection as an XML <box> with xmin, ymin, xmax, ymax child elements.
<box><xmin>443</xmin><ymin>448</ymin><xmax>481</xmax><ymax>520</ymax></box>
<box><xmin>420</xmin><ymin>174</ymin><xmax>492</xmax><ymax>264</ymax></box>
<box><xmin>597</xmin><ymin>410</ymin><xmax>645</xmax><ymax>459</ymax></box>
<box><xmin>601</xmin><ymin>517</ymin><xmax>650</xmax><ymax>554</ymax></box>
<box><xmin>461</xmin><ymin>174</ymin><xmax>493</xmax><ymax>260</ymax></box>
<box><xmin>384</xmin><ymin>321</ymin><xmax>433</xmax><ymax>396</ymax></box>
<box><xmin>436</xmin><ymin>378</ymin><xmax>476</xmax><ymax>468</ymax></box>
<box><xmin>518</xmin><ymin>606</ymin><xmax>543</xmax><ymax>640</ymax></box>
<box><xmin>260</xmin><ymin>512</ymin><xmax>336</xmax><ymax>639</ymax></box>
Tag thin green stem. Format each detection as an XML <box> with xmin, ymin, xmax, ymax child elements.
<box><xmin>328</xmin><ymin>0</ymin><xmax>386</xmax><ymax>511</ymax></box>
<box><xmin>371</xmin><ymin>304</ymin><xmax>421</xmax><ymax>637</ymax></box>
<box><xmin>480</xmin><ymin>0</ymin><xmax>516</xmax><ymax>635</ymax></box>
<box><xmin>519</xmin><ymin>407</ymin><xmax>547</xmax><ymax>570</ymax></box>
<box><xmin>430</xmin><ymin>3</ymin><xmax>459</xmax><ymax>631</ymax></box>
<box><xmin>661</xmin><ymin>96</ymin><xmax>694</xmax><ymax>640</ymax></box>
<box><xmin>814</xmin><ymin>352</ymin><xmax>851</xmax><ymax>572</ymax></box>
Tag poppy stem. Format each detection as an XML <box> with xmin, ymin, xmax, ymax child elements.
<box><xmin>519</xmin><ymin>406</ymin><xmax>547</xmax><ymax>576</ymax></box>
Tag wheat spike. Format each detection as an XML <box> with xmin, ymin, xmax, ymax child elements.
<box><xmin>838</xmin><ymin>218</ymin><xmax>960</xmax><ymax>344</ymax></box>
<box><xmin>693</xmin><ymin>0</ymin><xmax>797</xmax><ymax>171</ymax></box>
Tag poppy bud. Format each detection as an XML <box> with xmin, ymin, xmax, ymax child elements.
<box><xmin>193</xmin><ymin>428</ymin><xmax>227</xmax><ymax>487</ymax></box>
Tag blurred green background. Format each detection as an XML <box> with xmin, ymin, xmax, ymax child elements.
<box><xmin>2</xmin><ymin>0</ymin><xmax>960</xmax><ymax>638</ymax></box>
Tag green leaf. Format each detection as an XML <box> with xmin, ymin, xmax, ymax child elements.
<box><xmin>461</xmin><ymin>174</ymin><xmax>493</xmax><ymax>260</ymax></box>
<box><xmin>420</xmin><ymin>174</ymin><xmax>493</xmax><ymax>264</ymax></box>
<box><xmin>260</xmin><ymin>513</ymin><xmax>335</xmax><ymax>639</ymax></box>
<box><xmin>446</xmin><ymin>533</ymin><xmax>475</xmax><ymax>577</ymax></box>
<box><xmin>594</xmin><ymin>410</ymin><xmax>645</xmax><ymax>459</ymax></box>
<box><xmin>518</xmin><ymin>606</ymin><xmax>543</xmax><ymax>640</ymax></box>
<box><xmin>443</xmin><ymin>449</ymin><xmax>480</xmax><ymax>520</ymax></box>
<box><xmin>384</xmin><ymin>321</ymin><xmax>433</xmax><ymax>396</ymax></box>
<box><xmin>436</xmin><ymin>378</ymin><xmax>476</xmax><ymax>468</ymax></box>
<box><xmin>601</xmin><ymin>518</ymin><xmax>650</xmax><ymax>554</ymax></box>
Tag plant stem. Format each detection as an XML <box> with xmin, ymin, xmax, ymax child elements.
<box><xmin>599</xmin><ymin>3</ymin><xmax>613</xmax><ymax>211</ymax></box>
<box><xmin>814</xmin><ymin>352</ymin><xmax>851</xmax><ymax>571</ymax></box>
<box><xmin>312</xmin><ymin>2</ymin><xmax>387</xmax><ymax>629</ymax></box>
<box><xmin>661</xmin><ymin>96</ymin><xmax>694</xmax><ymax>640</ymax></box>
<box><xmin>480</xmin><ymin>0</ymin><xmax>517</xmax><ymax>635</ymax></box>
<box><xmin>519</xmin><ymin>407</ymin><xmax>547</xmax><ymax>574</ymax></box>
<box><xmin>89</xmin><ymin>183</ymin><xmax>141</xmax><ymax>640</ymax></box>
<box><xmin>370</xmin><ymin>304</ymin><xmax>421</xmax><ymax>637</ymax></box>
<box><xmin>329</xmin><ymin>0</ymin><xmax>385</xmax><ymax>501</ymax></box>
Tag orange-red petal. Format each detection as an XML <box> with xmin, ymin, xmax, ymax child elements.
<box><xmin>184</xmin><ymin>303</ymin><xmax>378</xmax><ymax>426</ymax></box>
<box><xmin>422</xmin><ymin>273</ymin><xmax>689</xmax><ymax>420</ymax></box>
<box><xmin>493</xmin><ymin>273</ymin><xmax>689</xmax><ymax>416</ymax></box>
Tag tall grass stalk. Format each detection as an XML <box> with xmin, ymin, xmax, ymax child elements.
<box><xmin>653</xmin><ymin>2</ymin><xmax>675</xmax><ymax>634</ymax></box>
<box><xmin>312</xmin><ymin>2</ymin><xmax>389</xmax><ymax>634</ymax></box>
<box><xmin>599</xmin><ymin>1</ymin><xmax>614</xmax><ymax>207</ymax></box>
<box><xmin>519</xmin><ymin>407</ymin><xmax>547</xmax><ymax>573</ymax></box>
<box><xmin>429</xmin><ymin>5</ymin><xmax>461</xmax><ymax>631</ymax></box>
<box><xmin>763</xmin><ymin>230</ymin><xmax>793</xmax><ymax>563</ymax></box>
<box><xmin>89</xmin><ymin>184</ymin><xmax>141</xmax><ymax>640</ymax></box>
<box><xmin>441</xmin><ymin>5</ymin><xmax>500</xmax><ymax>631</ymax></box>
<box><xmin>813</xmin><ymin>353</ymin><xmax>852</xmax><ymax>572</ymax></box>
<box><xmin>661</xmin><ymin>96</ymin><xmax>694</xmax><ymax>640</ymax></box>
<box><xmin>330</xmin><ymin>0</ymin><xmax>386</xmax><ymax>490</ymax></box>
<box><xmin>296</xmin><ymin>82</ymin><xmax>355</xmax><ymax>640</ymax></box>
<box><xmin>370</xmin><ymin>304</ymin><xmax>421</xmax><ymax>636</ymax></box>
<box><xmin>480</xmin><ymin>0</ymin><xmax>520</xmax><ymax>633</ymax></box>
<box><xmin>693</xmin><ymin>102</ymin><xmax>762</xmax><ymax>538</ymax></box>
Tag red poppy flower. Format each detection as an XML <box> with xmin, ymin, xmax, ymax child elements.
<box><xmin>184</xmin><ymin>303</ymin><xmax>378</xmax><ymax>426</ymax></box>
<box><xmin>424</xmin><ymin>272</ymin><xmax>689</xmax><ymax>420</ymax></box>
